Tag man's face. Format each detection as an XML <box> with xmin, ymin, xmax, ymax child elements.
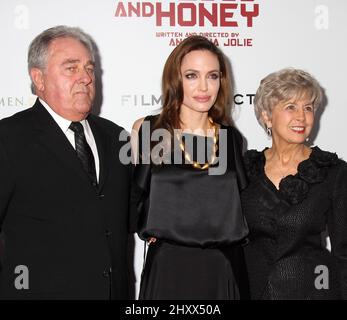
<box><xmin>33</xmin><ymin>37</ymin><xmax>95</xmax><ymax>121</ymax></box>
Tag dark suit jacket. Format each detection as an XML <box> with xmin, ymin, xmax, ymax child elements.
<box><xmin>0</xmin><ymin>99</ymin><xmax>130</xmax><ymax>299</ymax></box>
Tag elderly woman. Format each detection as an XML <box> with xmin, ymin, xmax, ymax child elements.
<box><xmin>242</xmin><ymin>68</ymin><xmax>347</xmax><ymax>299</ymax></box>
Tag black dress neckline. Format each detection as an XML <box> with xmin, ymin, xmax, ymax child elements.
<box><xmin>261</xmin><ymin>147</ymin><xmax>314</xmax><ymax>193</ymax></box>
<box><xmin>244</xmin><ymin>146</ymin><xmax>339</xmax><ymax>205</ymax></box>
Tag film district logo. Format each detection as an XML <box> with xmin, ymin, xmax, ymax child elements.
<box><xmin>114</xmin><ymin>0</ymin><xmax>260</xmax><ymax>47</ymax></box>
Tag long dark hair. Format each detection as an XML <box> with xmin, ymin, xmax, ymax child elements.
<box><xmin>155</xmin><ymin>36</ymin><xmax>233</xmax><ymax>133</ymax></box>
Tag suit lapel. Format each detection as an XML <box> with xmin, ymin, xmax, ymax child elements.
<box><xmin>31</xmin><ymin>99</ymin><xmax>92</xmax><ymax>187</ymax></box>
<box><xmin>87</xmin><ymin>115</ymin><xmax>111</xmax><ymax>191</ymax></box>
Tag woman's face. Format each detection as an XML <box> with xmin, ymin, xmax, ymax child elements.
<box><xmin>180</xmin><ymin>49</ymin><xmax>221</xmax><ymax>115</ymax></box>
<box><xmin>264</xmin><ymin>92</ymin><xmax>315</xmax><ymax>145</ymax></box>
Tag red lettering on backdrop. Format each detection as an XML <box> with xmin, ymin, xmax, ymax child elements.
<box><xmin>115</xmin><ymin>1</ymin><xmax>259</xmax><ymax>28</ymax></box>
<box><xmin>115</xmin><ymin>2</ymin><xmax>126</xmax><ymax>17</ymax></box>
<box><xmin>178</xmin><ymin>3</ymin><xmax>196</xmax><ymax>27</ymax></box>
<box><xmin>220</xmin><ymin>4</ymin><xmax>238</xmax><ymax>27</ymax></box>
<box><xmin>142</xmin><ymin>2</ymin><xmax>154</xmax><ymax>17</ymax></box>
<box><xmin>241</xmin><ymin>3</ymin><xmax>259</xmax><ymax>27</ymax></box>
<box><xmin>199</xmin><ymin>3</ymin><xmax>218</xmax><ymax>27</ymax></box>
<box><xmin>128</xmin><ymin>3</ymin><xmax>140</xmax><ymax>17</ymax></box>
<box><xmin>156</xmin><ymin>2</ymin><xmax>175</xmax><ymax>26</ymax></box>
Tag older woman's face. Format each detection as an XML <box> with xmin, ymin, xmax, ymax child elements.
<box><xmin>265</xmin><ymin>93</ymin><xmax>314</xmax><ymax>145</ymax></box>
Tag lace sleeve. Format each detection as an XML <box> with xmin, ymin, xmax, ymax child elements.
<box><xmin>328</xmin><ymin>161</ymin><xmax>347</xmax><ymax>299</ymax></box>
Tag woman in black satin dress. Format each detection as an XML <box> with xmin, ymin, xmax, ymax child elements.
<box><xmin>242</xmin><ymin>68</ymin><xmax>347</xmax><ymax>299</ymax></box>
<box><xmin>130</xmin><ymin>36</ymin><xmax>249</xmax><ymax>300</ymax></box>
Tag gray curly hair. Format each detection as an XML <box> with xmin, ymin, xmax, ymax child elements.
<box><xmin>254</xmin><ymin>68</ymin><xmax>323</xmax><ymax>131</ymax></box>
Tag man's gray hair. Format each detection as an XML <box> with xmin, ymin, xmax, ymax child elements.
<box><xmin>28</xmin><ymin>25</ymin><xmax>96</xmax><ymax>92</ymax></box>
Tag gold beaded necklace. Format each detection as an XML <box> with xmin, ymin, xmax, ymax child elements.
<box><xmin>177</xmin><ymin>117</ymin><xmax>218</xmax><ymax>170</ymax></box>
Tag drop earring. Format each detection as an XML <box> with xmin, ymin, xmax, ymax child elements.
<box><xmin>266</xmin><ymin>126</ymin><xmax>272</xmax><ymax>137</ymax></box>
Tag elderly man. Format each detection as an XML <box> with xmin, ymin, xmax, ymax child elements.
<box><xmin>0</xmin><ymin>26</ymin><xmax>130</xmax><ymax>299</ymax></box>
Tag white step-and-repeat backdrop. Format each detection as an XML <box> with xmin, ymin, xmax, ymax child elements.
<box><xmin>1</xmin><ymin>0</ymin><xmax>346</xmax><ymax>297</ymax></box>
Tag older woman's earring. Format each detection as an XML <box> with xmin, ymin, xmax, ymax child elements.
<box><xmin>306</xmin><ymin>137</ymin><xmax>309</xmax><ymax>142</ymax></box>
<box><xmin>266</xmin><ymin>126</ymin><xmax>272</xmax><ymax>137</ymax></box>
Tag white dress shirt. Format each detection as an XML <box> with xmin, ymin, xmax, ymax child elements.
<box><xmin>40</xmin><ymin>99</ymin><xmax>100</xmax><ymax>182</ymax></box>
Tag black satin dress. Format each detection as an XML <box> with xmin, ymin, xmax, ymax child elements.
<box><xmin>130</xmin><ymin>115</ymin><xmax>249</xmax><ymax>300</ymax></box>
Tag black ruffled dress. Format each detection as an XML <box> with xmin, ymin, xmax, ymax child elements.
<box><xmin>242</xmin><ymin>147</ymin><xmax>347</xmax><ymax>299</ymax></box>
<box><xmin>130</xmin><ymin>115</ymin><xmax>249</xmax><ymax>300</ymax></box>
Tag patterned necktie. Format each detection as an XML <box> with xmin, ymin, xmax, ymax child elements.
<box><xmin>69</xmin><ymin>121</ymin><xmax>97</xmax><ymax>187</ymax></box>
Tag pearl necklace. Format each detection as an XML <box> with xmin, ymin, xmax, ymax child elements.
<box><xmin>177</xmin><ymin>117</ymin><xmax>218</xmax><ymax>170</ymax></box>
